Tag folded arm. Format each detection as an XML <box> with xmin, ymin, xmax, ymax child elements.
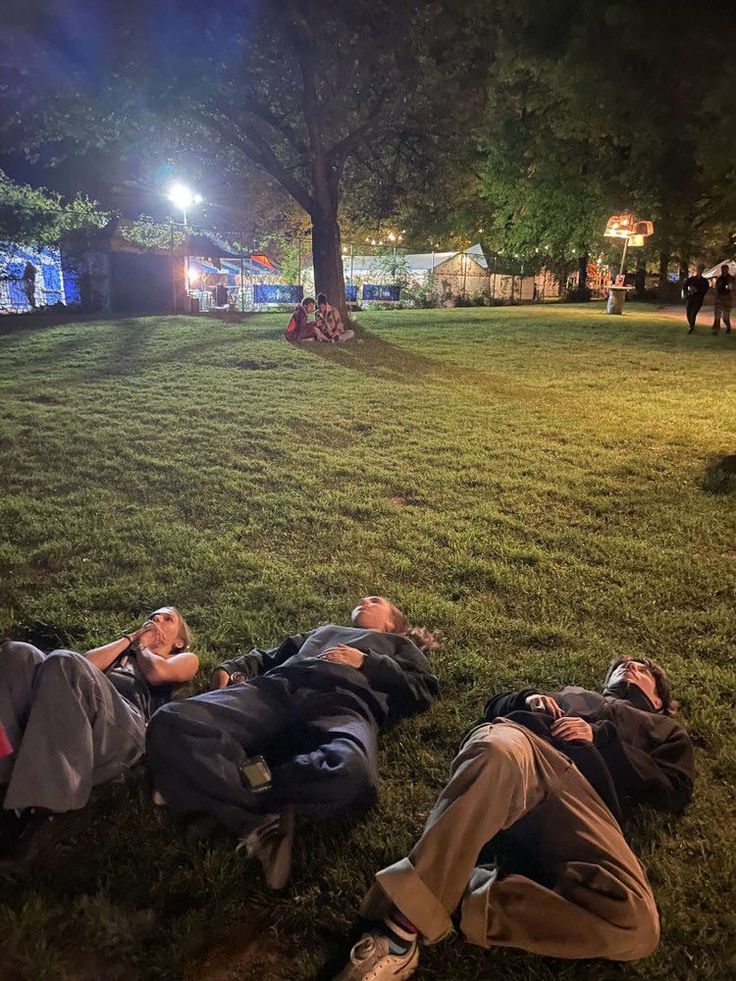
<box><xmin>360</xmin><ymin>639</ymin><xmax>440</xmax><ymax>717</ymax></box>
<box><xmin>134</xmin><ymin>648</ymin><xmax>199</xmax><ymax>686</ymax></box>
<box><xmin>593</xmin><ymin>719</ymin><xmax>695</xmax><ymax>813</ymax></box>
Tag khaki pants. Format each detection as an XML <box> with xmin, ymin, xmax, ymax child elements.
<box><xmin>361</xmin><ymin>721</ymin><xmax>660</xmax><ymax>961</ymax></box>
<box><xmin>713</xmin><ymin>294</ymin><xmax>732</xmax><ymax>331</ymax></box>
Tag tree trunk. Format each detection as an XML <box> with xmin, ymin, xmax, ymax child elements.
<box><xmin>559</xmin><ymin>261</ymin><xmax>568</xmax><ymax>296</ymax></box>
<box><xmin>657</xmin><ymin>249</ymin><xmax>671</xmax><ymax>301</ymax></box>
<box><xmin>310</xmin><ymin>205</ymin><xmax>347</xmax><ymax>319</ymax></box>
<box><xmin>577</xmin><ymin>253</ymin><xmax>589</xmax><ymax>294</ymax></box>
<box><xmin>634</xmin><ymin>262</ymin><xmax>646</xmax><ymax>297</ymax></box>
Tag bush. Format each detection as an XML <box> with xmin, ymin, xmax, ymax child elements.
<box><xmin>403</xmin><ymin>273</ymin><xmax>439</xmax><ymax>308</ymax></box>
<box><xmin>564</xmin><ymin>286</ymin><xmax>592</xmax><ymax>302</ymax></box>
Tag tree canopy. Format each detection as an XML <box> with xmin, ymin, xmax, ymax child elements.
<box><xmin>1</xmin><ymin>0</ymin><xmax>734</xmax><ymax>295</ymax></box>
<box><xmin>0</xmin><ymin>169</ymin><xmax>105</xmax><ymax>246</ymax></box>
<box><xmin>1</xmin><ymin>0</ymin><xmax>493</xmax><ymax>312</ymax></box>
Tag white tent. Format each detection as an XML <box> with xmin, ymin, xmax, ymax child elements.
<box><xmin>703</xmin><ymin>259</ymin><xmax>736</xmax><ymax>278</ymax></box>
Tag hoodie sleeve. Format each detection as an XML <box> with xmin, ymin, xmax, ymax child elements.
<box><xmin>215</xmin><ymin>633</ymin><xmax>308</xmax><ymax>682</ymax></box>
<box><xmin>593</xmin><ymin>717</ymin><xmax>695</xmax><ymax>813</ymax></box>
<box><xmin>483</xmin><ymin>689</ymin><xmax>539</xmax><ymax>721</ymax></box>
<box><xmin>361</xmin><ymin>638</ymin><xmax>440</xmax><ymax>717</ymax></box>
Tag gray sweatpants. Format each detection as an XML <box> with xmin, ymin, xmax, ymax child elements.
<box><xmin>361</xmin><ymin>720</ymin><xmax>660</xmax><ymax>961</ymax></box>
<box><xmin>0</xmin><ymin>641</ymin><xmax>146</xmax><ymax>812</ymax></box>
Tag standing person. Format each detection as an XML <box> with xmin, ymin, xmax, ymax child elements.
<box><xmin>316</xmin><ymin>293</ymin><xmax>355</xmax><ymax>343</ymax></box>
<box><xmin>334</xmin><ymin>657</ymin><xmax>694</xmax><ymax>979</ymax></box>
<box><xmin>284</xmin><ymin>296</ymin><xmax>323</xmax><ymax>342</ymax></box>
<box><xmin>21</xmin><ymin>261</ymin><xmax>37</xmax><ymax>309</ymax></box>
<box><xmin>146</xmin><ymin>597</ymin><xmax>439</xmax><ymax>889</ymax></box>
<box><xmin>0</xmin><ymin>608</ymin><xmax>197</xmax><ymax>850</ymax></box>
<box><xmin>712</xmin><ymin>263</ymin><xmax>734</xmax><ymax>334</ymax></box>
<box><xmin>683</xmin><ymin>263</ymin><xmax>710</xmax><ymax>333</ymax></box>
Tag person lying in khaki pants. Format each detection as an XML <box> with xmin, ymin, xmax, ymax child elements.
<box><xmin>334</xmin><ymin>657</ymin><xmax>694</xmax><ymax>980</ymax></box>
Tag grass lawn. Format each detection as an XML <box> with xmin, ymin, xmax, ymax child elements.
<box><xmin>0</xmin><ymin>303</ymin><xmax>734</xmax><ymax>980</ymax></box>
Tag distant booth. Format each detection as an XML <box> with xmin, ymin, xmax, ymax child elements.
<box><xmin>54</xmin><ymin>221</ymin><xmax>280</xmax><ymax>315</ymax></box>
<box><xmin>341</xmin><ymin>244</ymin><xmax>548</xmax><ymax>306</ymax></box>
<box><xmin>185</xmin><ymin>233</ymin><xmax>281</xmax><ymax>313</ymax></box>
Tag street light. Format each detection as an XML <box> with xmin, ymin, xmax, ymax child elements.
<box><xmin>167</xmin><ymin>183</ymin><xmax>203</xmax><ymax>311</ymax></box>
<box><xmin>167</xmin><ymin>183</ymin><xmax>203</xmax><ymax>227</ymax></box>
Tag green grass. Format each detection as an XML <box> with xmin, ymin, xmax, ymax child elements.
<box><xmin>0</xmin><ymin>304</ymin><xmax>734</xmax><ymax>980</ymax></box>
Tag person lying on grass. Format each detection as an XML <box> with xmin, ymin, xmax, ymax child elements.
<box><xmin>0</xmin><ymin>608</ymin><xmax>198</xmax><ymax>853</ymax></box>
<box><xmin>146</xmin><ymin>596</ymin><xmax>439</xmax><ymax>889</ymax></box>
<box><xmin>334</xmin><ymin>656</ymin><xmax>694</xmax><ymax>980</ymax></box>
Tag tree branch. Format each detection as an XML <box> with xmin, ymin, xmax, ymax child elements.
<box><xmin>198</xmin><ymin>109</ymin><xmax>314</xmax><ymax>213</ymax></box>
<box><xmin>243</xmin><ymin>94</ymin><xmax>307</xmax><ymax>155</ymax></box>
<box><xmin>327</xmin><ymin>88</ymin><xmax>392</xmax><ymax>167</ymax></box>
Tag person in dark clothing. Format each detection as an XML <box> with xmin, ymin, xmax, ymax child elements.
<box><xmin>683</xmin><ymin>263</ymin><xmax>710</xmax><ymax>333</ymax></box>
<box><xmin>0</xmin><ymin>608</ymin><xmax>197</xmax><ymax>854</ymax></box>
<box><xmin>21</xmin><ymin>261</ymin><xmax>36</xmax><ymax>309</ymax></box>
<box><xmin>284</xmin><ymin>296</ymin><xmax>322</xmax><ymax>342</ymax></box>
<box><xmin>335</xmin><ymin>656</ymin><xmax>694</xmax><ymax>980</ymax></box>
<box><xmin>712</xmin><ymin>264</ymin><xmax>733</xmax><ymax>333</ymax></box>
<box><xmin>146</xmin><ymin>597</ymin><xmax>439</xmax><ymax>888</ymax></box>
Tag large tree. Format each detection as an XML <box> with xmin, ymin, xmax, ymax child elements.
<box><xmin>1</xmin><ymin>0</ymin><xmax>493</xmax><ymax>315</ymax></box>
<box><xmin>433</xmin><ymin>1</ymin><xmax>736</xmax><ymax>293</ymax></box>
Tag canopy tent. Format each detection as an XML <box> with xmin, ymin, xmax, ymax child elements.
<box><xmin>185</xmin><ymin>231</ymin><xmax>279</xmax><ymax>274</ymax></box>
<box><xmin>703</xmin><ymin>259</ymin><xmax>736</xmax><ymax>278</ymax></box>
<box><xmin>188</xmin><ymin>256</ymin><xmax>279</xmax><ymax>281</ymax></box>
<box><xmin>340</xmin><ymin>243</ymin><xmax>524</xmax><ymax>283</ymax></box>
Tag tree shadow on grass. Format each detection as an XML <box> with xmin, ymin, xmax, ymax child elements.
<box><xmin>702</xmin><ymin>454</ymin><xmax>736</xmax><ymax>495</ymax></box>
<box><xmin>301</xmin><ymin>328</ymin><xmax>449</xmax><ymax>385</ymax></box>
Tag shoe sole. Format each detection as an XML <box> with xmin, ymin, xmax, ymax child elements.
<box><xmin>350</xmin><ymin>946</ymin><xmax>419</xmax><ymax>981</ymax></box>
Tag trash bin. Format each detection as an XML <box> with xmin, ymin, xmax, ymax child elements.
<box><xmin>607</xmin><ymin>287</ymin><xmax>627</xmax><ymax>314</ymax></box>
<box><xmin>189</xmin><ymin>295</ymin><xmax>200</xmax><ymax>314</ymax></box>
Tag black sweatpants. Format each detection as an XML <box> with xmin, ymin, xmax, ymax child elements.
<box><xmin>686</xmin><ymin>294</ymin><xmax>704</xmax><ymax>328</ymax></box>
<box><xmin>146</xmin><ymin>676</ymin><xmax>379</xmax><ymax>833</ymax></box>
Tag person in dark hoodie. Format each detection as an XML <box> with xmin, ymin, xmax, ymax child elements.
<box><xmin>284</xmin><ymin>296</ymin><xmax>323</xmax><ymax>342</ymax></box>
<box><xmin>146</xmin><ymin>597</ymin><xmax>439</xmax><ymax>888</ymax></box>
<box><xmin>334</xmin><ymin>656</ymin><xmax>694</xmax><ymax>980</ymax></box>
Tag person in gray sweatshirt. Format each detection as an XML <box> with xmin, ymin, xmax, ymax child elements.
<box><xmin>146</xmin><ymin>597</ymin><xmax>439</xmax><ymax>888</ymax></box>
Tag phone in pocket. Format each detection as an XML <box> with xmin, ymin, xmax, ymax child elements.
<box><xmin>239</xmin><ymin>755</ymin><xmax>272</xmax><ymax>792</ymax></box>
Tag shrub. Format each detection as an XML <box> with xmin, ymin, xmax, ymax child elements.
<box><xmin>564</xmin><ymin>286</ymin><xmax>592</xmax><ymax>302</ymax></box>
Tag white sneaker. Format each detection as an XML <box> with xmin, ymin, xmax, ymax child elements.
<box><xmin>333</xmin><ymin>930</ymin><xmax>419</xmax><ymax>980</ymax></box>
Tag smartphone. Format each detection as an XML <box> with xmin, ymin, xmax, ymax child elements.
<box><xmin>239</xmin><ymin>755</ymin><xmax>272</xmax><ymax>793</ymax></box>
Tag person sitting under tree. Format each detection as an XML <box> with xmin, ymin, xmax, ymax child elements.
<box><xmin>146</xmin><ymin>597</ymin><xmax>439</xmax><ymax>890</ymax></box>
<box><xmin>334</xmin><ymin>656</ymin><xmax>694</xmax><ymax>979</ymax></box>
<box><xmin>316</xmin><ymin>293</ymin><xmax>355</xmax><ymax>343</ymax></box>
<box><xmin>683</xmin><ymin>263</ymin><xmax>710</xmax><ymax>333</ymax></box>
<box><xmin>285</xmin><ymin>296</ymin><xmax>323</xmax><ymax>342</ymax></box>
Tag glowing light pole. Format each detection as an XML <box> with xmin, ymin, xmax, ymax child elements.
<box><xmin>167</xmin><ymin>183</ymin><xmax>203</xmax><ymax>308</ymax></box>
